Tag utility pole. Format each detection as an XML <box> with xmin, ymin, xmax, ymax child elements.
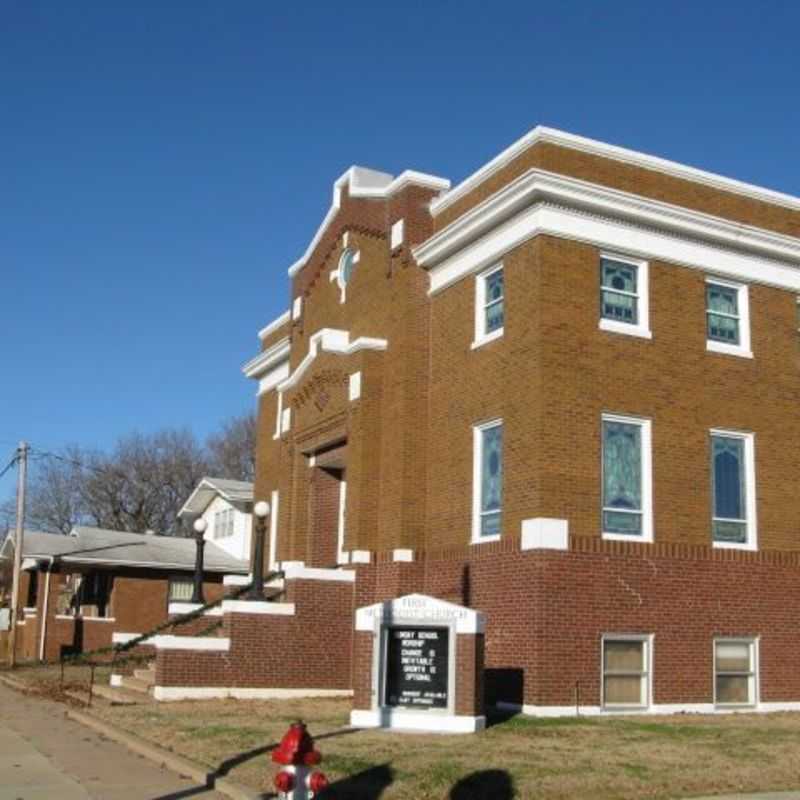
<box><xmin>8</xmin><ymin>441</ymin><xmax>28</xmax><ymax>668</ymax></box>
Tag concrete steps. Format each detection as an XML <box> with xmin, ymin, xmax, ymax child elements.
<box><xmin>121</xmin><ymin>666</ymin><xmax>155</xmax><ymax>696</ymax></box>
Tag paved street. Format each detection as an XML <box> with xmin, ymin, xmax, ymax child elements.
<box><xmin>0</xmin><ymin>683</ymin><xmax>225</xmax><ymax>799</ymax></box>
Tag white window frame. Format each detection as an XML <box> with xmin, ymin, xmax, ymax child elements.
<box><xmin>337</xmin><ymin>479</ymin><xmax>348</xmax><ymax>565</ymax></box>
<box><xmin>472</xmin><ymin>263</ymin><xmax>504</xmax><ymax>349</ymax></box>
<box><xmin>713</xmin><ymin>637</ymin><xmax>759</xmax><ymax>708</ymax></box>
<box><xmin>601</xmin><ymin>413</ymin><xmax>653</xmax><ymax>543</ymax></box>
<box><xmin>471</xmin><ymin>418</ymin><xmax>503</xmax><ymax>543</ymax></box>
<box><xmin>710</xmin><ymin>429</ymin><xmax>757</xmax><ymax>552</ymax></box>
<box><xmin>705</xmin><ymin>277</ymin><xmax>752</xmax><ymax>359</ymax></box>
<box><xmin>601</xmin><ymin>634</ymin><xmax>653</xmax><ymax>710</ymax></box>
<box><xmin>598</xmin><ymin>252</ymin><xmax>652</xmax><ymax>340</ymax></box>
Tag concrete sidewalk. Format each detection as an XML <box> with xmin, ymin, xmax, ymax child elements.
<box><xmin>0</xmin><ymin>682</ymin><xmax>225</xmax><ymax>799</ymax></box>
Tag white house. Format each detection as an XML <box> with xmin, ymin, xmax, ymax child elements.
<box><xmin>178</xmin><ymin>477</ymin><xmax>253</xmax><ymax>562</ymax></box>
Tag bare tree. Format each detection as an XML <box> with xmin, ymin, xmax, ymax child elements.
<box><xmin>206</xmin><ymin>413</ymin><xmax>256</xmax><ymax>482</ymax></box>
<box><xmin>2</xmin><ymin>413</ymin><xmax>256</xmax><ymax>537</ymax></box>
<box><xmin>81</xmin><ymin>430</ymin><xmax>209</xmax><ymax>535</ymax></box>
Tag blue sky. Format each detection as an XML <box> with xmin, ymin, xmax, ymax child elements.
<box><xmin>2</xmin><ymin>0</ymin><xmax>799</xmax><ymax>500</ymax></box>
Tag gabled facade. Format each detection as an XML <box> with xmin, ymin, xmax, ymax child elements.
<box><xmin>178</xmin><ymin>477</ymin><xmax>254</xmax><ymax>561</ymax></box>
<box><xmin>171</xmin><ymin>126</ymin><xmax>800</xmax><ymax>717</ymax></box>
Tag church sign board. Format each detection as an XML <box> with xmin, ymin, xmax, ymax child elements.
<box><xmin>350</xmin><ymin>594</ymin><xmax>486</xmax><ymax>733</ymax></box>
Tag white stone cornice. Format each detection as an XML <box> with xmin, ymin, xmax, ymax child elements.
<box><xmin>287</xmin><ymin>167</ymin><xmax>450</xmax><ymax>278</ymax></box>
<box><xmin>431</xmin><ymin>125</ymin><xmax>800</xmax><ymax>216</ymax></box>
<box><xmin>258</xmin><ymin>310</ymin><xmax>290</xmax><ymax>341</ymax></box>
<box><xmin>277</xmin><ymin>328</ymin><xmax>387</xmax><ymax>394</ymax></box>
<box><xmin>242</xmin><ymin>337</ymin><xmax>291</xmax><ymax>380</ymax></box>
<box><xmin>415</xmin><ymin>170</ymin><xmax>800</xmax><ymax>295</ymax></box>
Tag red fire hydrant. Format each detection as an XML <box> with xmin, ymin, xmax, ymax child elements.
<box><xmin>272</xmin><ymin>721</ymin><xmax>329</xmax><ymax>799</ymax></box>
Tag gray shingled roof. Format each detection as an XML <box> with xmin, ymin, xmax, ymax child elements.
<box><xmin>1</xmin><ymin>527</ymin><xmax>247</xmax><ymax>573</ymax></box>
<box><xmin>177</xmin><ymin>476</ymin><xmax>253</xmax><ymax>518</ymax></box>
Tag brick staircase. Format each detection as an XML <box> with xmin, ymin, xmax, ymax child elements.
<box><xmin>120</xmin><ymin>663</ymin><xmax>155</xmax><ymax>695</ymax></box>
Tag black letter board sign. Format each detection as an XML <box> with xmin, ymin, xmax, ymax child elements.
<box><xmin>384</xmin><ymin>626</ymin><xmax>449</xmax><ymax>709</ymax></box>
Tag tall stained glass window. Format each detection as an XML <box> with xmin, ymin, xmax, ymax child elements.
<box><xmin>711</xmin><ymin>434</ymin><xmax>747</xmax><ymax>543</ymax></box>
<box><xmin>476</xmin><ymin>422</ymin><xmax>503</xmax><ymax>538</ymax></box>
<box><xmin>602</xmin><ymin>418</ymin><xmax>643</xmax><ymax>536</ymax></box>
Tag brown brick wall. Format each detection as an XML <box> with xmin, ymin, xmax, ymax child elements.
<box><xmin>253</xmin><ymin>182</ymin><xmax>438</xmax><ymax>564</ymax></box>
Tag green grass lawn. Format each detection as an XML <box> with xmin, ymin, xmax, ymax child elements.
<box><xmin>4</xmin><ymin>664</ymin><xmax>798</xmax><ymax>799</ymax></box>
<box><xmin>86</xmin><ymin>697</ymin><xmax>800</xmax><ymax>799</ymax></box>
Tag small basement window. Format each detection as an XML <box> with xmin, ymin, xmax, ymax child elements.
<box><xmin>714</xmin><ymin>639</ymin><xmax>757</xmax><ymax>707</ymax></box>
<box><xmin>602</xmin><ymin>635</ymin><xmax>651</xmax><ymax>709</ymax></box>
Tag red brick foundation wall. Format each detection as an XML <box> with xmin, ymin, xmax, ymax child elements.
<box><xmin>352</xmin><ymin>538</ymin><xmax>800</xmax><ymax>710</ymax></box>
<box><xmin>156</xmin><ymin>576</ymin><xmax>354</xmax><ymax>690</ymax></box>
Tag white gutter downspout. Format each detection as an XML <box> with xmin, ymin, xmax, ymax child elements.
<box><xmin>38</xmin><ymin>557</ymin><xmax>54</xmax><ymax>662</ymax></box>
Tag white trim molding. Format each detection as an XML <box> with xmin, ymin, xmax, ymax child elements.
<box><xmin>242</xmin><ymin>337</ymin><xmax>291</xmax><ymax>396</ymax></box>
<box><xmin>288</xmin><ymin>166</ymin><xmax>449</xmax><ymax>278</ymax></box>
<box><xmin>277</xmin><ymin>329</ymin><xmax>387</xmax><ymax>396</ymax></box>
<box><xmin>431</xmin><ymin>126</ymin><xmax>800</xmax><ymax>217</ymax></box>
<box><xmin>152</xmin><ymin>635</ymin><xmax>231</xmax><ymax>651</ymax></box>
<box><xmin>221</xmin><ymin>600</ymin><xmax>296</xmax><ymax>615</ymax></box>
<box><xmin>495</xmin><ymin>699</ymin><xmax>795</xmax><ymax>718</ymax></box>
<box><xmin>154</xmin><ymin>686</ymin><xmax>352</xmax><ymax>702</ymax></box>
<box><xmin>350</xmin><ymin>550</ymin><xmax>371</xmax><ymax>564</ymax></box>
<box><xmin>710</xmin><ymin>429</ymin><xmax>758</xmax><ymax>552</ymax></box>
<box><xmin>222</xmin><ymin>574</ymin><xmax>251</xmax><ymax>587</ymax></box>
<box><xmin>348</xmin><ymin>371</ymin><xmax>362</xmax><ymax>401</ymax></box>
<box><xmin>390</xmin><ymin>218</ymin><xmax>405</xmax><ymax>250</ymax></box>
<box><xmin>268</xmin><ymin>490</ymin><xmax>279</xmax><ymax>571</ymax></box>
<box><xmin>392</xmin><ymin>549</ymin><xmax>414</xmax><ymax>562</ymax></box>
<box><xmin>705</xmin><ymin>277</ymin><xmax>753</xmax><ymax>359</ymax></box>
<box><xmin>415</xmin><ymin>170</ymin><xmax>800</xmax><ymax>297</ymax></box>
<box><xmin>521</xmin><ymin>518</ymin><xmax>569</xmax><ymax>551</ymax></box>
<box><xmin>350</xmin><ymin>708</ymin><xmax>485</xmax><ymax>734</ymax></box>
<box><xmin>601</xmin><ymin>413</ymin><xmax>653</xmax><ymax>543</ymax></box>
<box><xmin>355</xmin><ymin>593</ymin><xmax>485</xmax><ymax>635</ymax></box>
<box><xmin>258</xmin><ymin>310</ymin><xmax>290</xmax><ymax>341</ymax></box>
<box><xmin>168</xmin><ymin>602</ymin><xmax>223</xmax><ymax>617</ymax></box>
<box><xmin>282</xmin><ymin>563</ymin><xmax>356</xmax><ymax>583</ymax></box>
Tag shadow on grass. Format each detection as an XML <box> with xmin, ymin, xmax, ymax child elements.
<box><xmin>211</xmin><ymin>725</ymin><xmax>360</xmax><ymax>779</ymax></box>
<box><xmin>450</xmin><ymin>769</ymin><xmax>514</xmax><ymax>800</ymax></box>
<box><xmin>321</xmin><ymin>763</ymin><xmax>394</xmax><ymax>799</ymax></box>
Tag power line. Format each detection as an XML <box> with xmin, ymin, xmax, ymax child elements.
<box><xmin>28</xmin><ymin>448</ymin><xmax>126</xmax><ymax>481</ymax></box>
<box><xmin>0</xmin><ymin>452</ymin><xmax>19</xmax><ymax>481</ymax></box>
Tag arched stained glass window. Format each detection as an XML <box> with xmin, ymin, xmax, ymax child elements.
<box><xmin>338</xmin><ymin>248</ymin><xmax>356</xmax><ymax>287</ymax></box>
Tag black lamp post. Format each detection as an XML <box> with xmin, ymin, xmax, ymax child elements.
<box><xmin>191</xmin><ymin>517</ymin><xmax>207</xmax><ymax>604</ymax></box>
<box><xmin>247</xmin><ymin>500</ymin><xmax>270</xmax><ymax>601</ymax></box>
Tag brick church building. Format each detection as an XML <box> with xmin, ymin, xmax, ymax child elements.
<box><xmin>154</xmin><ymin>127</ymin><xmax>800</xmax><ymax>719</ymax></box>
